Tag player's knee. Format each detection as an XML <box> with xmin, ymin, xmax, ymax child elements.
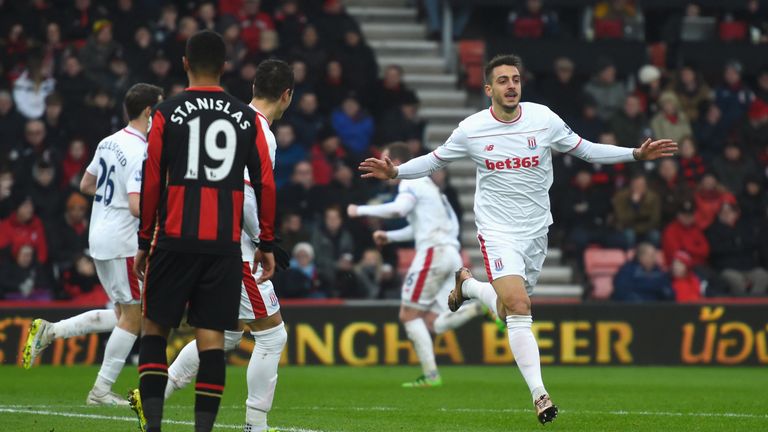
<box><xmin>253</xmin><ymin>322</ymin><xmax>286</xmax><ymax>354</ymax></box>
<box><xmin>500</xmin><ymin>294</ymin><xmax>530</xmax><ymax>316</ymax></box>
<box><xmin>224</xmin><ymin>330</ymin><xmax>243</xmax><ymax>351</ymax></box>
<box><xmin>117</xmin><ymin>304</ymin><xmax>142</xmax><ymax>335</ymax></box>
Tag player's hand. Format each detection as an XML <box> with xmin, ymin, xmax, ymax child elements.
<box><xmin>347</xmin><ymin>204</ymin><xmax>359</xmax><ymax>217</ymax></box>
<box><xmin>373</xmin><ymin>230</ymin><xmax>388</xmax><ymax>246</ymax></box>
<box><xmin>359</xmin><ymin>157</ymin><xmax>397</xmax><ymax>180</ymax></box>
<box><xmin>134</xmin><ymin>249</ymin><xmax>147</xmax><ymax>280</ymax></box>
<box><xmin>254</xmin><ymin>249</ymin><xmax>275</xmax><ymax>284</ymax></box>
<box><xmin>634</xmin><ymin>138</ymin><xmax>678</xmax><ymax>161</ymax></box>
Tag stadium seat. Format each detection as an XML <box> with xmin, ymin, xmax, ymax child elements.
<box><xmin>594</xmin><ymin>19</ymin><xmax>623</xmax><ymax>39</ymax></box>
<box><xmin>584</xmin><ymin>248</ymin><xmax>627</xmax><ymax>299</ymax></box>
<box><xmin>458</xmin><ymin>40</ymin><xmax>485</xmax><ymax>89</ymax></box>
<box><xmin>513</xmin><ymin>17</ymin><xmax>544</xmax><ymax>39</ymax></box>
<box><xmin>397</xmin><ymin>248</ymin><xmax>417</xmax><ymax>276</ymax></box>
<box><xmin>718</xmin><ymin>21</ymin><xmax>747</xmax><ymax>41</ymax></box>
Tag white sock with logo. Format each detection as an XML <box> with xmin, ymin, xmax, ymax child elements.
<box><xmin>52</xmin><ymin>309</ymin><xmax>117</xmax><ymax>339</ymax></box>
<box><xmin>403</xmin><ymin>318</ymin><xmax>437</xmax><ymax>377</ymax></box>
<box><xmin>94</xmin><ymin>326</ymin><xmax>137</xmax><ymax>393</ymax></box>
<box><xmin>165</xmin><ymin>330</ymin><xmax>243</xmax><ymax>399</ymax></box>
<box><xmin>506</xmin><ymin>315</ymin><xmax>547</xmax><ymax>401</ymax></box>
<box><xmin>433</xmin><ymin>302</ymin><xmax>484</xmax><ymax>334</ymax></box>
<box><xmin>462</xmin><ymin>278</ymin><xmax>499</xmax><ymax>317</ymax></box>
<box><xmin>246</xmin><ymin>323</ymin><xmax>287</xmax><ymax>429</ymax></box>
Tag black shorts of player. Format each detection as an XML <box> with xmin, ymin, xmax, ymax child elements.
<box><xmin>144</xmin><ymin>248</ymin><xmax>242</xmax><ymax>331</ymax></box>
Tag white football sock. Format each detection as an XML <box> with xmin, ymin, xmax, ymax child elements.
<box><xmin>433</xmin><ymin>302</ymin><xmax>483</xmax><ymax>334</ymax></box>
<box><xmin>245</xmin><ymin>323</ymin><xmax>287</xmax><ymax>429</ymax></box>
<box><xmin>52</xmin><ymin>309</ymin><xmax>117</xmax><ymax>339</ymax></box>
<box><xmin>165</xmin><ymin>330</ymin><xmax>243</xmax><ymax>399</ymax></box>
<box><xmin>506</xmin><ymin>315</ymin><xmax>547</xmax><ymax>401</ymax></box>
<box><xmin>93</xmin><ymin>326</ymin><xmax>137</xmax><ymax>393</ymax></box>
<box><xmin>403</xmin><ymin>318</ymin><xmax>437</xmax><ymax>377</ymax></box>
<box><xmin>462</xmin><ymin>278</ymin><xmax>499</xmax><ymax>317</ymax></box>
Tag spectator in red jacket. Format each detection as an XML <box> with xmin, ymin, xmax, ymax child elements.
<box><xmin>670</xmin><ymin>251</ymin><xmax>702</xmax><ymax>302</ymax></box>
<box><xmin>238</xmin><ymin>0</ymin><xmax>275</xmax><ymax>54</ymax></box>
<box><xmin>60</xmin><ymin>137</ymin><xmax>89</xmax><ymax>191</ymax></box>
<box><xmin>310</xmin><ymin>130</ymin><xmax>346</xmax><ymax>186</ymax></box>
<box><xmin>0</xmin><ymin>196</ymin><xmax>48</xmax><ymax>264</ymax></box>
<box><xmin>662</xmin><ymin>200</ymin><xmax>709</xmax><ymax>267</ymax></box>
<box><xmin>694</xmin><ymin>173</ymin><xmax>736</xmax><ymax>230</ymax></box>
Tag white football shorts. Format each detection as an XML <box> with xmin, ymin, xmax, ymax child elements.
<box><xmin>239</xmin><ymin>261</ymin><xmax>280</xmax><ymax>322</ymax></box>
<box><xmin>477</xmin><ymin>231</ymin><xmax>548</xmax><ymax>294</ymax></box>
<box><xmin>402</xmin><ymin>245</ymin><xmax>462</xmax><ymax>313</ymax></box>
<box><xmin>94</xmin><ymin>257</ymin><xmax>142</xmax><ymax>305</ymax></box>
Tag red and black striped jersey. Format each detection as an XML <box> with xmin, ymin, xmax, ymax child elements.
<box><xmin>138</xmin><ymin>86</ymin><xmax>275</xmax><ymax>256</ymax></box>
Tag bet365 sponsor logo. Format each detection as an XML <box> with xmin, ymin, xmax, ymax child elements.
<box><xmin>484</xmin><ymin>156</ymin><xmax>540</xmax><ymax>170</ymax></box>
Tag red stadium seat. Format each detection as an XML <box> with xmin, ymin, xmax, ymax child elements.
<box><xmin>718</xmin><ymin>21</ymin><xmax>747</xmax><ymax>41</ymax></box>
<box><xmin>458</xmin><ymin>40</ymin><xmax>485</xmax><ymax>89</ymax></box>
<box><xmin>584</xmin><ymin>248</ymin><xmax>627</xmax><ymax>299</ymax></box>
<box><xmin>513</xmin><ymin>17</ymin><xmax>544</xmax><ymax>39</ymax></box>
<box><xmin>397</xmin><ymin>248</ymin><xmax>417</xmax><ymax>276</ymax></box>
<box><xmin>594</xmin><ymin>18</ymin><xmax>623</xmax><ymax>39</ymax></box>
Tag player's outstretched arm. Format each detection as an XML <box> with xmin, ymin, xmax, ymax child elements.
<box><xmin>360</xmin><ymin>152</ymin><xmax>449</xmax><ymax>180</ymax></box>
<box><xmin>633</xmin><ymin>138</ymin><xmax>678</xmax><ymax>161</ymax></box>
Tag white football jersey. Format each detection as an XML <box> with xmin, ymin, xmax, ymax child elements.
<box><xmin>241</xmin><ymin>106</ymin><xmax>277</xmax><ymax>261</ymax></box>
<box><xmin>86</xmin><ymin>126</ymin><xmax>147</xmax><ymax>260</ymax></box>
<box><xmin>433</xmin><ymin>102</ymin><xmax>581</xmax><ymax>239</ymax></box>
<box><xmin>399</xmin><ymin>177</ymin><xmax>460</xmax><ymax>251</ymax></box>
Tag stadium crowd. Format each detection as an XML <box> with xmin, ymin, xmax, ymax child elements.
<box><xmin>0</xmin><ymin>0</ymin><xmax>766</xmax><ymax>303</ymax></box>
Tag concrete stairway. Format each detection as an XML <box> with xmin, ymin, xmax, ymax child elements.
<box><xmin>348</xmin><ymin>1</ymin><xmax>581</xmax><ymax>298</ymax></box>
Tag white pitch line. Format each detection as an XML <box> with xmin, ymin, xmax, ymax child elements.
<box><xmin>0</xmin><ymin>407</ymin><xmax>328</xmax><ymax>432</ymax></box>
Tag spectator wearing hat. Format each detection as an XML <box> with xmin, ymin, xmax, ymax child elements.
<box><xmin>0</xmin><ymin>196</ymin><xmax>48</xmax><ymax>265</ymax></box>
<box><xmin>311</xmin><ymin>130</ymin><xmax>347</xmax><ymax>185</ymax></box>
<box><xmin>331</xmin><ymin>94</ymin><xmax>374</xmax><ymax>159</ymax></box>
<box><xmin>317</xmin><ymin>60</ymin><xmax>350</xmax><ymax>114</ymax></box>
<box><xmin>662</xmin><ymin>200</ymin><xmax>709</xmax><ymax>268</ymax></box>
<box><xmin>612</xmin><ymin>243</ymin><xmax>674</xmax><ymax>302</ymax></box>
<box><xmin>49</xmin><ymin>192</ymin><xmax>89</xmax><ymax>273</ymax></box>
<box><xmin>650</xmin><ymin>92</ymin><xmax>693</xmax><ymax>143</ymax></box>
<box><xmin>584</xmin><ymin>58</ymin><xmax>626</xmax><ymax>121</ymax></box>
<box><xmin>634</xmin><ymin>64</ymin><xmax>662</xmax><ymax>114</ymax></box>
<box><xmin>539</xmin><ymin>57</ymin><xmax>583</xmax><ymax>124</ymax></box>
<box><xmin>705</xmin><ymin>202</ymin><xmax>768</xmax><ymax>295</ymax></box>
<box><xmin>609</xmin><ymin>94</ymin><xmax>649</xmax><ymax>148</ymax></box>
<box><xmin>79</xmin><ymin>19</ymin><xmax>122</xmax><ymax>85</ymax></box>
<box><xmin>652</xmin><ymin>158</ymin><xmax>693</xmax><ymax>225</ymax></box>
<box><xmin>613</xmin><ymin>173</ymin><xmax>662</xmax><ymax>248</ymax></box>
<box><xmin>668</xmin><ymin>64</ymin><xmax>713</xmax><ymax>123</ymax></box>
<box><xmin>670</xmin><ymin>251</ymin><xmax>702</xmax><ymax>302</ymax></box>
<box><xmin>712</xmin><ymin>141</ymin><xmax>760</xmax><ymax>195</ymax></box>
<box><xmin>715</xmin><ymin>60</ymin><xmax>755</xmax><ymax>130</ymax></box>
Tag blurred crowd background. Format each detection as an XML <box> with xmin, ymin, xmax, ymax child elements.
<box><xmin>0</xmin><ymin>0</ymin><xmax>766</xmax><ymax>303</ymax></box>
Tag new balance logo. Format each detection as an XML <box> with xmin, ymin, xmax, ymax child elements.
<box><xmin>484</xmin><ymin>156</ymin><xmax>540</xmax><ymax>170</ymax></box>
<box><xmin>484</xmin><ymin>144</ymin><xmax>494</xmax><ymax>151</ymax></box>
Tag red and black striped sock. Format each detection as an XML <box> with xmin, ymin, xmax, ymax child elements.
<box><xmin>138</xmin><ymin>335</ymin><xmax>168</xmax><ymax>432</ymax></box>
<box><xmin>195</xmin><ymin>349</ymin><xmax>226</xmax><ymax>432</ymax></box>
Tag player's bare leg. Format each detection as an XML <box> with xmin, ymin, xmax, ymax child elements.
<box><xmin>400</xmin><ymin>305</ymin><xmax>441</xmax><ymax>387</ymax></box>
<box><xmin>493</xmin><ymin>275</ymin><xmax>557</xmax><ymax>424</ymax></box>
<box><xmin>88</xmin><ymin>303</ymin><xmax>140</xmax><ymax>406</ymax></box>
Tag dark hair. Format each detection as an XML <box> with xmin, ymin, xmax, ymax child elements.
<box><xmin>252</xmin><ymin>59</ymin><xmax>294</xmax><ymax>101</ymax></box>
<box><xmin>185</xmin><ymin>30</ymin><xmax>226</xmax><ymax>76</ymax></box>
<box><xmin>484</xmin><ymin>54</ymin><xmax>523</xmax><ymax>84</ymax></box>
<box><xmin>124</xmin><ymin>83</ymin><xmax>164</xmax><ymax>120</ymax></box>
<box><xmin>386</xmin><ymin>142</ymin><xmax>412</xmax><ymax>164</ymax></box>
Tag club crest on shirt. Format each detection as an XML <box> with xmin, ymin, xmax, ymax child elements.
<box><xmin>269</xmin><ymin>291</ymin><xmax>279</xmax><ymax>306</ymax></box>
<box><xmin>494</xmin><ymin>257</ymin><xmax>504</xmax><ymax>271</ymax></box>
<box><xmin>527</xmin><ymin>136</ymin><xmax>537</xmax><ymax>150</ymax></box>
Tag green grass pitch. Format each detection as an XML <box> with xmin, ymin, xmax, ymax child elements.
<box><xmin>0</xmin><ymin>365</ymin><xmax>766</xmax><ymax>431</ymax></box>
